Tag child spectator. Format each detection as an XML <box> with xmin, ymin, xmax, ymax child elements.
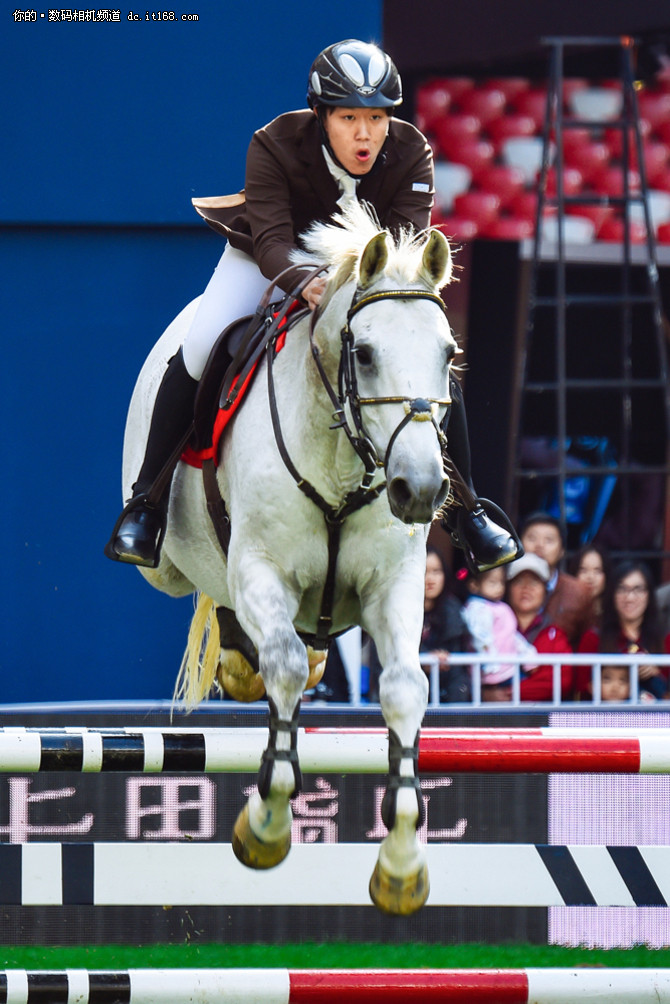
<box><xmin>459</xmin><ymin>566</ymin><xmax>537</xmax><ymax>702</ymax></box>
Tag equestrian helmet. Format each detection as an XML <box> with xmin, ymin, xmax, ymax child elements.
<box><xmin>307</xmin><ymin>40</ymin><xmax>402</xmax><ymax>109</ymax></box>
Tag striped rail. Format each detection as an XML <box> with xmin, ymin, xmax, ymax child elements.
<box><xmin>1</xmin><ymin>968</ymin><xmax>670</xmax><ymax>1003</ymax></box>
<box><xmin>2</xmin><ymin>726</ymin><xmax>670</xmax><ymax>774</ymax></box>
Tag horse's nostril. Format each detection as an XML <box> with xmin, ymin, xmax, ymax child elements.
<box><xmin>389</xmin><ymin>477</ymin><xmax>412</xmax><ymax>511</ymax></box>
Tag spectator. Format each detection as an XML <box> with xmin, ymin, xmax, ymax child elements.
<box><xmin>421</xmin><ymin>547</ymin><xmax>471</xmax><ymax>703</ymax></box>
<box><xmin>569</xmin><ymin>543</ymin><xmax>611</xmax><ymax>628</ymax></box>
<box><xmin>577</xmin><ymin>560</ymin><xmax>670</xmax><ymax>700</ymax></box>
<box><xmin>506</xmin><ymin>553</ymin><xmax>573</xmax><ymax>702</ymax></box>
<box><xmin>459</xmin><ymin>566</ymin><xmax>537</xmax><ymax>702</ymax></box>
<box><xmin>600</xmin><ymin>665</ymin><xmax>631</xmax><ymax>703</ymax></box>
<box><xmin>520</xmin><ymin>512</ymin><xmax>593</xmax><ymax>646</ymax></box>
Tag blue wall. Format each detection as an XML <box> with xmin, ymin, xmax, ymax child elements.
<box><xmin>1</xmin><ymin>3</ymin><xmax>382</xmax><ymax>701</ymax></box>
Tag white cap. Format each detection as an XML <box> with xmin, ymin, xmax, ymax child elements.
<box><xmin>506</xmin><ymin>552</ymin><xmax>550</xmax><ymax>583</ymax></box>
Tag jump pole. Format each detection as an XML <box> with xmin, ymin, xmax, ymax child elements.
<box><xmin>2</xmin><ymin>968</ymin><xmax>670</xmax><ymax>1003</ymax></box>
<box><xmin>2</xmin><ymin>726</ymin><xmax>670</xmax><ymax>774</ymax></box>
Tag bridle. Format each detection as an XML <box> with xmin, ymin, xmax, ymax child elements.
<box><xmin>308</xmin><ymin>285</ymin><xmax>452</xmax><ymax>488</ymax></box>
<box><xmin>265</xmin><ymin>279</ymin><xmax>453</xmax><ymax>647</ymax></box>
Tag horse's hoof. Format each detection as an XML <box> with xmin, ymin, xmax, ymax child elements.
<box><xmin>217</xmin><ymin>650</ymin><xmax>266</xmax><ymax>703</ymax></box>
<box><xmin>368</xmin><ymin>859</ymin><xmax>430</xmax><ymax>916</ymax></box>
<box><xmin>231</xmin><ymin>804</ymin><xmax>291</xmax><ymax>870</ymax></box>
<box><xmin>305</xmin><ymin>647</ymin><xmax>327</xmax><ymax>691</ymax></box>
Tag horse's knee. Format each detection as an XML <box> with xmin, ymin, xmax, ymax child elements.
<box><xmin>260</xmin><ymin>628</ymin><xmax>308</xmax><ymax>710</ymax></box>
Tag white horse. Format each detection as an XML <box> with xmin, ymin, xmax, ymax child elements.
<box><xmin>121</xmin><ymin>202</ymin><xmax>456</xmax><ymax>915</ymax></box>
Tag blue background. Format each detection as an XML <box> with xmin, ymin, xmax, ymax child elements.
<box><xmin>1</xmin><ymin>2</ymin><xmax>382</xmax><ymax>701</ymax></box>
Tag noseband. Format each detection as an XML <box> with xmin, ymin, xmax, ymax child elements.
<box><xmin>309</xmin><ymin>286</ymin><xmax>452</xmax><ymax>485</ymax></box>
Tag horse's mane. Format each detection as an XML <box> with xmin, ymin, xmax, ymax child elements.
<box><xmin>291</xmin><ymin>201</ymin><xmax>431</xmax><ymax>283</ymax></box>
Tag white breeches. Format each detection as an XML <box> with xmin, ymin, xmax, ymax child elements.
<box><xmin>181</xmin><ymin>244</ymin><xmax>281</xmax><ymax>380</ymax></box>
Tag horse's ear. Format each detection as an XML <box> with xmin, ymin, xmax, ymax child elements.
<box><xmin>358</xmin><ymin>232</ymin><xmax>389</xmax><ymax>289</ymax></box>
<box><xmin>419</xmin><ymin>229</ymin><xmax>453</xmax><ymax>289</ymax></box>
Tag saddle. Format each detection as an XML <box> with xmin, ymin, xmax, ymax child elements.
<box><xmin>183</xmin><ymin>290</ymin><xmax>309</xmax><ymax>468</ymax></box>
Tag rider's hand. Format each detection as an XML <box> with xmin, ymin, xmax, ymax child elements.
<box><xmin>303</xmin><ymin>276</ymin><xmax>327</xmax><ymax>311</ymax></box>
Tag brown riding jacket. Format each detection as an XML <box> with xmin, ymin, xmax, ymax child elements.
<box><xmin>193</xmin><ymin>109</ymin><xmax>435</xmax><ymax>293</ymax></box>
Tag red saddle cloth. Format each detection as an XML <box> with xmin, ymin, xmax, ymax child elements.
<box><xmin>180</xmin><ymin>308</ymin><xmax>295</xmax><ymax>470</ymax></box>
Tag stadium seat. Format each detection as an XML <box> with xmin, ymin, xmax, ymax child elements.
<box><xmin>657</xmin><ymin>221</ymin><xmax>670</xmax><ymax>242</ymax></box>
<box><xmin>487</xmin><ymin>114</ymin><xmax>538</xmax><ymax>150</ymax></box>
<box><xmin>604</xmin><ymin>122</ymin><xmax>651</xmax><ymax>159</ymax></box>
<box><xmin>432</xmin><ymin>215</ymin><xmax>479</xmax><ymax>241</ymax></box>
<box><xmin>565</xmin><ymin>203</ymin><xmax>615</xmax><ymax>236</ymax></box>
<box><xmin>637</xmin><ymin>90</ymin><xmax>670</xmax><ymax>131</ymax></box>
<box><xmin>544</xmin><ymin>165</ymin><xmax>584</xmax><ymax>196</ymax></box>
<box><xmin>541</xmin><ymin>215</ymin><xmax>595</xmax><ymax>244</ymax></box>
<box><xmin>569</xmin><ymin>86</ymin><xmax>623</xmax><ymax>121</ymax></box>
<box><xmin>485</xmin><ymin>77</ymin><xmax>530</xmax><ymax>101</ymax></box>
<box><xmin>511</xmin><ymin>88</ymin><xmax>549</xmax><ymax>129</ymax></box>
<box><xmin>641</xmin><ymin>143</ymin><xmax>670</xmax><ymax>185</ymax></box>
<box><xmin>452</xmin><ymin>191</ymin><xmax>502</xmax><ymax>226</ymax></box>
<box><xmin>481</xmin><ymin>216</ymin><xmax>535</xmax><ymax>239</ymax></box>
<box><xmin>433</xmin><ymin>161</ymin><xmax>473</xmax><ymax>212</ymax></box>
<box><xmin>591</xmin><ymin>165</ymin><xmax>641</xmax><ymax>196</ymax></box>
<box><xmin>475</xmin><ymin>165</ymin><xmax>526</xmax><ymax>206</ymax></box>
<box><xmin>598</xmin><ymin>217</ymin><xmax>647</xmax><ymax>242</ymax></box>
<box><xmin>433</xmin><ymin>114</ymin><xmax>481</xmax><ymax>156</ymax></box>
<box><xmin>627</xmin><ymin>189</ymin><xmax>670</xmax><ymax>231</ymax></box>
<box><xmin>416</xmin><ymin>80</ymin><xmax>452</xmax><ymax>132</ymax></box>
<box><xmin>459</xmin><ymin>86</ymin><xmax>508</xmax><ymax>125</ymax></box>
<box><xmin>442</xmin><ymin>138</ymin><xmax>496</xmax><ymax>176</ymax></box>
<box><xmin>438</xmin><ymin>77</ymin><xmax>475</xmax><ymax>101</ymax></box>
<box><xmin>501</xmin><ymin>136</ymin><xmax>545</xmax><ymax>183</ymax></box>
<box><xmin>563</xmin><ymin>140</ymin><xmax>610</xmax><ymax>182</ymax></box>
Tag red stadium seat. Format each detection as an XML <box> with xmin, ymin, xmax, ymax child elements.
<box><xmin>565</xmin><ymin>203</ymin><xmax>615</xmax><ymax>236</ymax></box>
<box><xmin>416</xmin><ymin>80</ymin><xmax>453</xmax><ymax>131</ymax></box>
<box><xmin>637</xmin><ymin>90</ymin><xmax>670</xmax><ymax>131</ymax></box>
<box><xmin>544</xmin><ymin>165</ymin><xmax>584</xmax><ymax>196</ymax></box>
<box><xmin>433</xmin><ymin>113</ymin><xmax>481</xmax><ymax>155</ymax></box>
<box><xmin>598</xmin><ymin>217</ymin><xmax>647</xmax><ymax>243</ymax></box>
<box><xmin>657</xmin><ymin>121</ymin><xmax>670</xmax><ymax>145</ymax></box>
<box><xmin>485</xmin><ymin>77</ymin><xmax>530</xmax><ymax>101</ymax></box>
<box><xmin>642</xmin><ymin>143</ymin><xmax>670</xmax><ymax>185</ymax></box>
<box><xmin>453</xmin><ymin>191</ymin><xmax>502</xmax><ymax>226</ymax></box>
<box><xmin>432</xmin><ymin>215</ymin><xmax>479</xmax><ymax>241</ymax></box>
<box><xmin>511</xmin><ymin>88</ymin><xmax>549</xmax><ymax>129</ymax></box>
<box><xmin>481</xmin><ymin>216</ymin><xmax>535</xmax><ymax>239</ymax></box>
<box><xmin>603</xmin><ymin>122</ymin><xmax>652</xmax><ymax>160</ymax></box>
<box><xmin>475</xmin><ymin>165</ymin><xmax>527</xmax><ymax>206</ymax></box>
<box><xmin>657</xmin><ymin>221</ymin><xmax>670</xmax><ymax>243</ymax></box>
<box><xmin>651</xmin><ymin>165</ymin><xmax>670</xmax><ymax>193</ymax></box>
<box><xmin>487</xmin><ymin>114</ymin><xmax>538</xmax><ymax>149</ymax></box>
<box><xmin>442</xmin><ymin>138</ymin><xmax>496</xmax><ymax>176</ymax></box>
<box><xmin>591</xmin><ymin>165</ymin><xmax>641</xmax><ymax>196</ymax></box>
<box><xmin>563</xmin><ymin>140</ymin><xmax>610</xmax><ymax>182</ymax></box>
<box><xmin>439</xmin><ymin>77</ymin><xmax>476</xmax><ymax>102</ymax></box>
<box><xmin>459</xmin><ymin>86</ymin><xmax>508</xmax><ymax>125</ymax></box>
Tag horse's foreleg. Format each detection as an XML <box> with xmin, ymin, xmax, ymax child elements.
<box><xmin>229</xmin><ymin>564</ymin><xmax>308</xmax><ymax>870</ymax></box>
<box><xmin>369</xmin><ymin>633</ymin><xmax>429</xmax><ymax>916</ymax></box>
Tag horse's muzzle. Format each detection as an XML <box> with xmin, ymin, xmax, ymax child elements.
<box><xmin>387</xmin><ymin>472</ymin><xmax>450</xmax><ymax>525</ymax></box>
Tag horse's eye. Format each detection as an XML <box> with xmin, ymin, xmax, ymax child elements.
<box><xmin>355</xmin><ymin>345</ymin><xmax>374</xmax><ymax>367</ymax></box>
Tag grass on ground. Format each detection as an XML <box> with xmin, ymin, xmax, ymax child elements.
<box><xmin>2</xmin><ymin>942</ymin><xmax>670</xmax><ymax>970</ymax></box>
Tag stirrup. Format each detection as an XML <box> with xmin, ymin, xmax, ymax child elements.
<box><xmin>104</xmin><ymin>493</ymin><xmax>167</xmax><ymax>568</ymax></box>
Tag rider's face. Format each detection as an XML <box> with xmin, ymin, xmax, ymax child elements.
<box><xmin>321</xmin><ymin>107</ymin><xmax>390</xmax><ymax>176</ymax></box>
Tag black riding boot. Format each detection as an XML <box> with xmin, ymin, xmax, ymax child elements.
<box><xmin>442</xmin><ymin>380</ymin><xmax>522</xmax><ymax>572</ymax></box>
<box><xmin>105</xmin><ymin>348</ymin><xmax>199</xmax><ymax>567</ymax></box>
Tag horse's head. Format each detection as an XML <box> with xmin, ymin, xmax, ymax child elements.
<box><xmin>298</xmin><ymin>204</ymin><xmax>457</xmax><ymax>525</ymax></box>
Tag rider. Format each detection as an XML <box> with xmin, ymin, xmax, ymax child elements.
<box><xmin>105</xmin><ymin>39</ymin><xmax>521</xmax><ymax>573</ymax></box>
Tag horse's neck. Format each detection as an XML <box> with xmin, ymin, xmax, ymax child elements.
<box><xmin>274</xmin><ymin>312</ymin><xmax>366</xmax><ymax>504</ymax></box>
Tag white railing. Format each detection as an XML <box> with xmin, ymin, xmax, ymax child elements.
<box><xmin>418</xmin><ymin>653</ymin><xmax>670</xmax><ymax>708</ymax></box>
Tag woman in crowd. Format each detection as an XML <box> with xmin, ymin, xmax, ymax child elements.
<box><xmin>506</xmin><ymin>553</ymin><xmax>573</xmax><ymax>702</ymax></box>
<box><xmin>569</xmin><ymin>542</ymin><xmax>611</xmax><ymax>628</ymax></box>
<box><xmin>421</xmin><ymin>547</ymin><xmax>472</xmax><ymax>703</ymax></box>
<box><xmin>577</xmin><ymin>560</ymin><xmax>670</xmax><ymax>700</ymax></box>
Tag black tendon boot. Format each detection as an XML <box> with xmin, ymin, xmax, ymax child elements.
<box><xmin>441</xmin><ymin>380</ymin><xmax>522</xmax><ymax>572</ymax></box>
<box><xmin>105</xmin><ymin>348</ymin><xmax>199</xmax><ymax>567</ymax></box>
